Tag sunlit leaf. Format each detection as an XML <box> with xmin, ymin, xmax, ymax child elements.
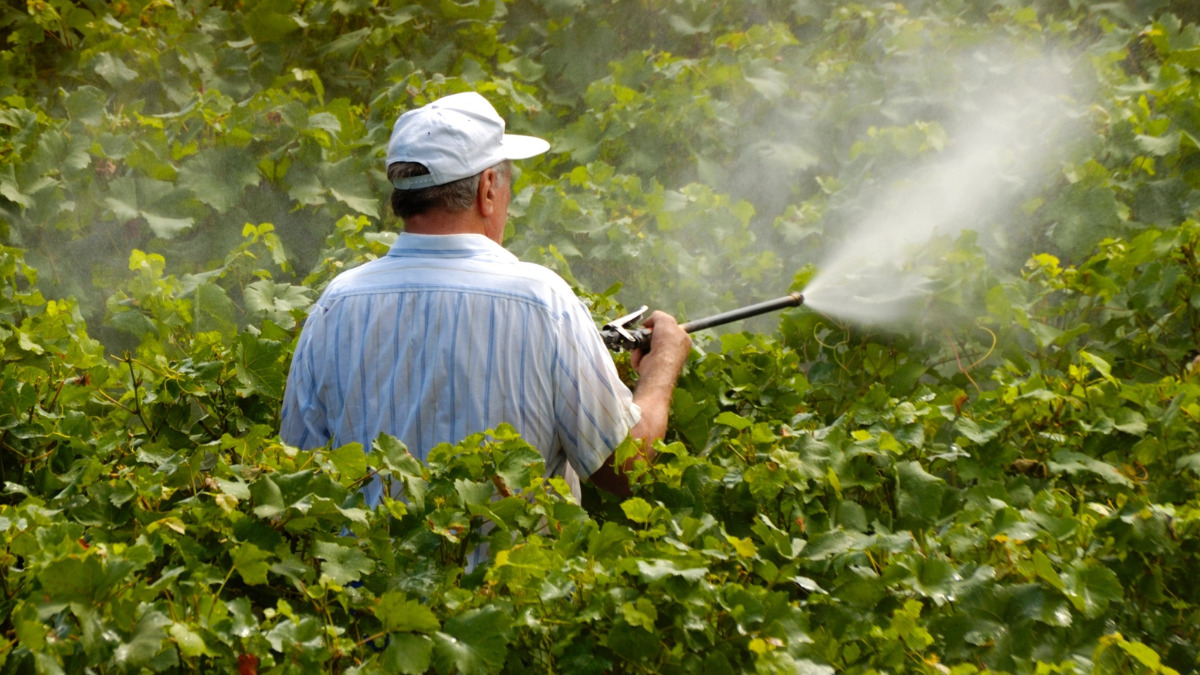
<box><xmin>375</xmin><ymin>591</ymin><xmax>440</xmax><ymax>634</ymax></box>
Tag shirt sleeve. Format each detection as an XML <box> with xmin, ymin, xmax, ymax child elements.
<box><xmin>551</xmin><ymin>298</ymin><xmax>641</xmax><ymax>479</ymax></box>
<box><xmin>280</xmin><ymin>308</ymin><xmax>331</xmax><ymax>450</ymax></box>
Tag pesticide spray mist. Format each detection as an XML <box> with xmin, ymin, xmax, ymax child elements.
<box><xmin>800</xmin><ymin>51</ymin><xmax>1091</xmax><ymax>327</ymax></box>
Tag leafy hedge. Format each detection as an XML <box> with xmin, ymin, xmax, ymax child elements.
<box><xmin>3</xmin><ymin>0</ymin><xmax>1200</xmax><ymax>673</ymax></box>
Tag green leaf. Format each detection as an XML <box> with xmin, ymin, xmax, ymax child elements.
<box><xmin>0</xmin><ymin>164</ymin><xmax>33</xmax><ymax>208</ymax></box>
<box><xmin>11</xmin><ymin>601</ymin><xmax>45</xmax><ymax>650</ymax></box>
<box><xmin>250</xmin><ymin>474</ymin><xmax>285</xmax><ymax>519</ymax></box>
<box><xmin>234</xmin><ymin>331</ymin><xmax>285</xmax><ymax>398</ymax></box>
<box><xmin>113</xmin><ymin>609</ymin><xmax>172</xmax><ymax>667</ymax></box>
<box><xmin>230</xmin><ymin>543</ymin><xmax>273</xmax><ymax>585</ymax></box>
<box><xmin>329</xmin><ymin>444</ymin><xmax>369</xmax><ymax>484</ymax></box>
<box><xmin>619</xmin><ymin>597</ymin><xmax>658</xmax><ymax>631</ymax></box>
<box><xmin>193</xmin><ymin>282</ymin><xmax>237</xmax><ymax>336</ymax></box>
<box><xmin>607</xmin><ymin>619</ymin><xmax>659</xmax><ymax>660</ymax></box>
<box><xmin>495</xmin><ymin>443</ymin><xmax>541</xmax><ymax>492</ymax></box>
<box><xmin>227</xmin><ymin>598</ymin><xmax>259</xmax><ymax>638</ymax></box>
<box><xmin>895</xmin><ymin>461</ymin><xmax>945</xmax><ymax>528</ymax></box>
<box><xmin>636</xmin><ymin>559</ymin><xmax>708</xmax><ymax>581</ymax></box>
<box><xmin>1048</xmin><ymin>451</ymin><xmax>1132</xmax><ymax>487</ymax></box>
<box><xmin>31</xmin><ymin>127</ymin><xmax>91</xmax><ymax>172</ymax></box>
<box><xmin>39</xmin><ymin>556</ymin><xmax>106</xmax><ymax>602</ymax></box>
<box><xmin>177</xmin><ymin>147</ymin><xmax>261</xmax><ymax>213</ymax></box>
<box><xmin>1176</xmin><ymin>452</ymin><xmax>1200</xmax><ymax>476</ymax></box>
<box><xmin>104</xmin><ymin>176</ymin><xmax>195</xmax><ymax>238</ymax></box>
<box><xmin>702</xmin><ymin>652</ymin><xmax>736</xmax><ymax>675</ymax></box>
<box><xmin>1080</xmin><ymin>350</ymin><xmax>1115</xmax><ymax>383</ymax></box>
<box><xmin>1032</xmin><ymin>549</ymin><xmax>1065</xmax><ymax>592</ymax></box>
<box><xmin>375</xmin><ymin>591</ymin><xmax>440</xmax><ymax>634</ymax></box>
<box><xmin>743</xmin><ymin>60</ymin><xmax>789</xmax><ymax>99</ymax></box>
<box><xmin>433</xmin><ymin>607</ymin><xmax>513</xmax><ymax>675</ymax></box>
<box><xmin>323</xmin><ymin>157</ymin><xmax>378</xmax><ymax>215</ymax></box>
<box><xmin>143</xmin><ymin>213</ymin><xmax>196</xmax><ymax>239</ymax></box>
<box><xmin>93</xmin><ymin>52</ymin><xmax>138</xmax><ymax>85</ymax></box>
<box><xmin>265</xmin><ymin>615</ymin><xmax>322</xmax><ymax>655</ymax></box>
<box><xmin>455</xmin><ymin>478</ymin><xmax>494</xmax><ymax>508</ymax></box>
<box><xmin>1135</xmin><ymin>132</ymin><xmax>1180</xmax><ymax>156</ymax></box>
<box><xmin>216</xmin><ymin>477</ymin><xmax>251</xmax><ymax>500</ymax></box>
<box><xmin>243</xmin><ymin>279</ymin><xmax>313</xmax><ymax>329</ymax></box>
<box><xmin>382</xmin><ymin>633</ymin><xmax>434</xmax><ymax>674</ymax></box>
<box><xmin>65</xmin><ymin>85</ymin><xmax>108</xmax><ymax>126</ymax></box>
<box><xmin>714</xmin><ymin>411</ymin><xmax>752</xmax><ymax>431</ymax></box>
<box><xmin>955</xmin><ymin>416</ymin><xmax>1008</xmax><ymax>444</ymax></box>
<box><xmin>1115</xmin><ymin>637</ymin><xmax>1165</xmax><ymax>671</ymax></box>
<box><xmin>313</xmin><ymin>540</ymin><xmax>374</xmax><ymax>585</ymax></box>
<box><xmin>909</xmin><ymin>557</ymin><xmax>958</xmax><ymax>603</ymax></box>
<box><xmin>169</xmin><ymin>622</ymin><xmax>210</xmax><ymax>658</ymax></box>
<box><xmin>1111</xmin><ymin>408</ymin><xmax>1148</xmax><ymax>436</ymax></box>
<box><xmin>588</xmin><ymin>521</ymin><xmax>634</xmax><ymax>559</ymax></box>
<box><xmin>241</xmin><ymin>0</ymin><xmax>303</xmax><ymax>42</ymax></box>
<box><xmin>1063</xmin><ymin>562</ymin><xmax>1123</xmax><ymax>619</ymax></box>
<box><xmin>621</xmin><ymin>497</ymin><xmax>654</xmax><ymax>523</ymax></box>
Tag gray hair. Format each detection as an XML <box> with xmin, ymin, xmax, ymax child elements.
<box><xmin>388</xmin><ymin>161</ymin><xmax>511</xmax><ymax>219</ymax></box>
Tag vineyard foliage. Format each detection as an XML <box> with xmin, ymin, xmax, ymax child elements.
<box><xmin>3</xmin><ymin>0</ymin><xmax>1200</xmax><ymax>672</ymax></box>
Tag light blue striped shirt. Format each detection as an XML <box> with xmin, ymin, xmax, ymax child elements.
<box><xmin>280</xmin><ymin>233</ymin><xmax>640</xmax><ymax>504</ymax></box>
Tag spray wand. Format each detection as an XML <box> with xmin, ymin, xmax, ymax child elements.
<box><xmin>601</xmin><ymin>292</ymin><xmax>805</xmax><ymax>353</ymax></box>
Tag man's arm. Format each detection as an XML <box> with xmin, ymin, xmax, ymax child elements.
<box><xmin>590</xmin><ymin>311</ymin><xmax>691</xmax><ymax>496</ymax></box>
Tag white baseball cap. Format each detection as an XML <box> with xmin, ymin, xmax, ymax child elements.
<box><xmin>385</xmin><ymin>92</ymin><xmax>550</xmax><ymax>190</ymax></box>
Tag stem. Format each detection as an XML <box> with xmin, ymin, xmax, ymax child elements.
<box><xmin>27</xmin><ymin>378</ymin><xmax>42</xmax><ymax>424</ymax></box>
<box><xmin>92</xmin><ymin>387</ymin><xmax>136</xmax><ymax>414</ymax></box>
<box><xmin>943</xmin><ymin>328</ymin><xmax>980</xmax><ymax>392</ymax></box>
<box><xmin>124</xmin><ymin>354</ymin><xmax>154</xmax><ymax>439</ymax></box>
<box><xmin>45</xmin><ymin>378</ymin><xmax>66</xmax><ymax>411</ymax></box>
<box><xmin>207</xmin><ymin>568</ymin><xmax>236</xmax><ymax>622</ymax></box>
<box><xmin>354</xmin><ymin>630</ymin><xmax>390</xmax><ymax>648</ymax></box>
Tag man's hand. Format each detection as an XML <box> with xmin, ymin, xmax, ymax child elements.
<box><xmin>630</xmin><ymin>311</ymin><xmax>691</xmax><ymax>377</ymax></box>
<box><xmin>628</xmin><ymin>310</ymin><xmax>690</xmax><ymax>448</ymax></box>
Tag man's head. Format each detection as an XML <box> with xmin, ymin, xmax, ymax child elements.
<box><xmin>385</xmin><ymin>92</ymin><xmax>548</xmax><ymax>220</ymax></box>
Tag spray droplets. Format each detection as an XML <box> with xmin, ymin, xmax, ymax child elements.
<box><xmin>802</xmin><ymin>49</ymin><xmax>1091</xmax><ymax>329</ymax></box>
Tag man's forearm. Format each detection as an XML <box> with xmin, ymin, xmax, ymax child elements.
<box><xmin>629</xmin><ymin>368</ymin><xmax>678</xmax><ymax>448</ymax></box>
<box><xmin>626</xmin><ymin>310</ymin><xmax>692</xmax><ymax>458</ymax></box>
<box><xmin>589</xmin><ymin>310</ymin><xmax>690</xmax><ymax>496</ymax></box>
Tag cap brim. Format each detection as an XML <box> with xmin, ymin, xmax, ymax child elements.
<box><xmin>500</xmin><ymin>134</ymin><xmax>550</xmax><ymax>160</ymax></box>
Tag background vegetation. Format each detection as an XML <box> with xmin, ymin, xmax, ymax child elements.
<box><xmin>2</xmin><ymin>0</ymin><xmax>1200</xmax><ymax>672</ymax></box>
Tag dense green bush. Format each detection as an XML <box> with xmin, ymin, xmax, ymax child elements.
<box><xmin>3</xmin><ymin>0</ymin><xmax>1200</xmax><ymax>672</ymax></box>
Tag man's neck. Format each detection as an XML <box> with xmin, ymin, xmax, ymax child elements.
<box><xmin>403</xmin><ymin>210</ymin><xmax>487</xmax><ymax>237</ymax></box>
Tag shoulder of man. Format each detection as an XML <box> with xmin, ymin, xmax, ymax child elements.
<box><xmin>314</xmin><ymin>257</ymin><xmax>390</xmax><ymax>298</ymax></box>
<box><xmin>504</xmin><ymin>259</ymin><xmax>597</xmax><ymax>315</ymax></box>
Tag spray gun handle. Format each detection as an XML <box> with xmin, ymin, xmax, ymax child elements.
<box><xmin>601</xmin><ymin>293</ymin><xmax>805</xmax><ymax>353</ymax></box>
<box><xmin>619</xmin><ymin>327</ymin><xmax>652</xmax><ymax>353</ymax></box>
<box><xmin>601</xmin><ymin>305</ymin><xmax>651</xmax><ymax>352</ymax></box>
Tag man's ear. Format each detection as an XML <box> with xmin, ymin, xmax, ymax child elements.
<box><xmin>477</xmin><ymin>167</ymin><xmax>499</xmax><ymax>217</ymax></box>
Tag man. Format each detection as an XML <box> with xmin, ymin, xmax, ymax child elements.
<box><xmin>280</xmin><ymin>91</ymin><xmax>691</xmax><ymax>506</ymax></box>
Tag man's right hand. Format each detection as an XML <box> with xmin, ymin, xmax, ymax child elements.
<box><xmin>630</xmin><ymin>311</ymin><xmax>691</xmax><ymax>380</ymax></box>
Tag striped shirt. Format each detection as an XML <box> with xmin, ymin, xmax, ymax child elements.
<box><xmin>280</xmin><ymin>232</ymin><xmax>640</xmax><ymax>505</ymax></box>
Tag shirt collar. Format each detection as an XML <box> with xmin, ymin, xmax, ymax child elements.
<box><xmin>386</xmin><ymin>232</ymin><xmax>518</xmax><ymax>261</ymax></box>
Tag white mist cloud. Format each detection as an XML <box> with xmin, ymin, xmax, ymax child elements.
<box><xmin>802</xmin><ymin>49</ymin><xmax>1091</xmax><ymax>327</ymax></box>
